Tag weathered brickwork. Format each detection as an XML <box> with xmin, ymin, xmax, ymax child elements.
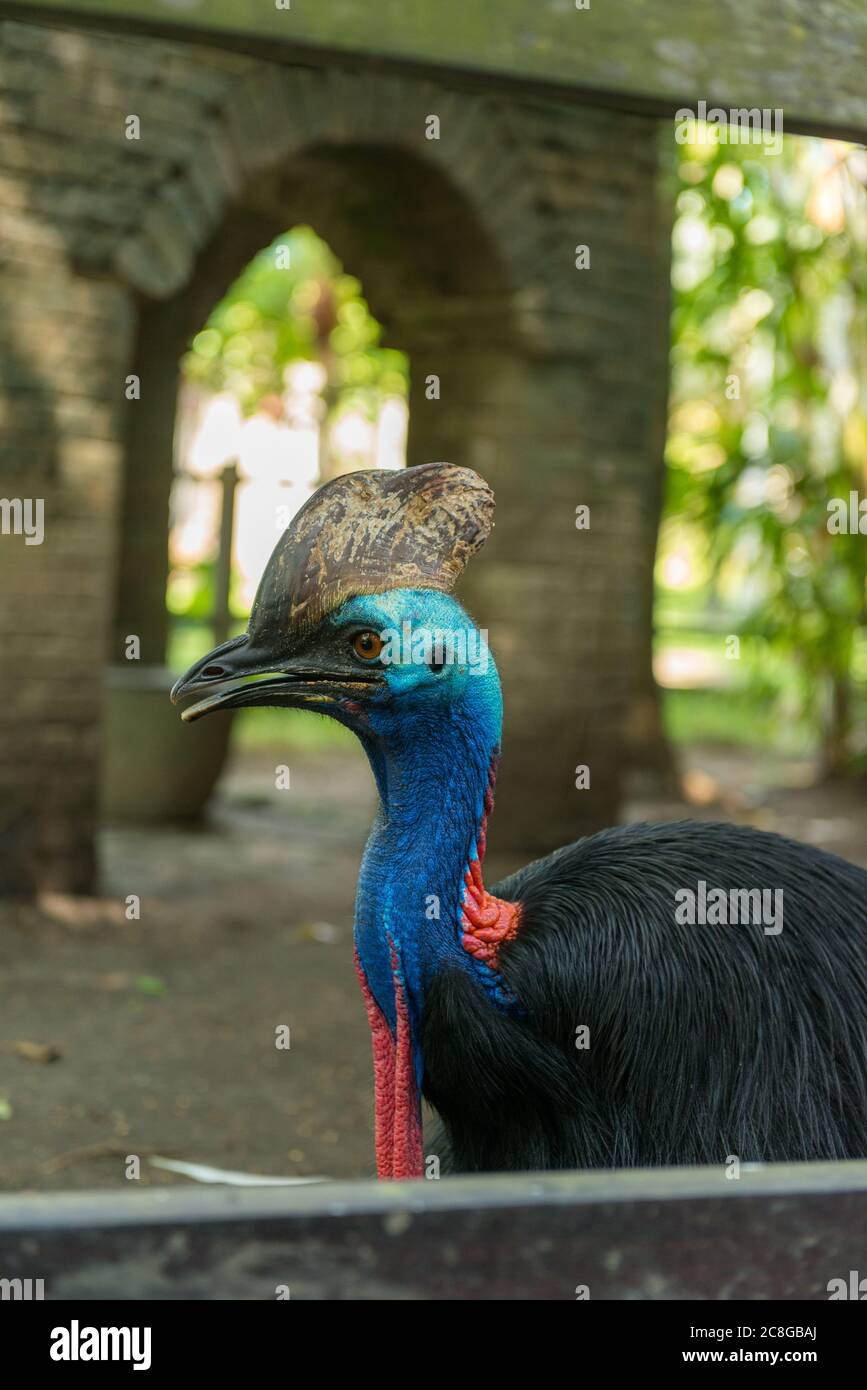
<box><xmin>0</xmin><ymin>19</ymin><xmax>672</xmax><ymax>891</ymax></box>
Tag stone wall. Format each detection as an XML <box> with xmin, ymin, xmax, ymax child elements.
<box><xmin>24</xmin><ymin>0</ymin><xmax>867</xmax><ymax>141</ymax></box>
<box><xmin>0</xmin><ymin>18</ymin><xmax>673</xmax><ymax>891</ymax></box>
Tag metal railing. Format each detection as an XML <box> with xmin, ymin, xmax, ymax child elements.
<box><xmin>1</xmin><ymin>1161</ymin><xmax>865</xmax><ymax>1300</ymax></box>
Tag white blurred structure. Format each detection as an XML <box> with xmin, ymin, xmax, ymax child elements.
<box><xmin>170</xmin><ymin>370</ymin><xmax>407</xmax><ymax>612</ymax></box>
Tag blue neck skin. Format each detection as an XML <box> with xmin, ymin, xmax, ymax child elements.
<box><xmin>331</xmin><ymin>591</ymin><xmax>504</xmax><ymax>1083</ymax></box>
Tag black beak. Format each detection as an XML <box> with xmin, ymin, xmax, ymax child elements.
<box><xmin>170</xmin><ymin>633</ymin><xmax>384</xmax><ymax>723</ymax></box>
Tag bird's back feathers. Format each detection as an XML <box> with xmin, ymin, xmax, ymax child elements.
<box><xmin>422</xmin><ymin>820</ymin><xmax>867</xmax><ymax>1173</ymax></box>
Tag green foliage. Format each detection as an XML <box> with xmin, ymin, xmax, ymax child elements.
<box><xmin>664</xmin><ymin>687</ymin><xmax>815</xmax><ymax>757</ymax></box>
<box><xmin>166</xmin><ymin>559</ymin><xmax>216</xmax><ymax>622</ymax></box>
<box><xmin>666</xmin><ymin>133</ymin><xmax>867</xmax><ymax>768</ymax></box>
<box><xmin>134</xmin><ymin>975</ymin><xmax>167</xmax><ymax>998</ymax></box>
<box><xmin>181</xmin><ymin>225</ymin><xmax>407</xmax><ymax>415</ymax></box>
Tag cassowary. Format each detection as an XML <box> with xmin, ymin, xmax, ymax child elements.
<box><xmin>172</xmin><ymin>463</ymin><xmax>867</xmax><ymax>1178</ymax></box>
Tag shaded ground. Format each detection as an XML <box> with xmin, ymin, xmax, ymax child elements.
<box><xmin>0</xmin><ymin>746</ymin><xmax>378</xmax><ymax>1192</ymax></box>
<box><xmin>1</xmin><ymin>740</ymin><xmax>864</xmax><ymax>1193</ymax></box>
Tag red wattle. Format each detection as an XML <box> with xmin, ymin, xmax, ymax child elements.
<box><xmin>354</xmin><ymin>944</ymin><xmax>423</xmax><ymax>1180</ymax></box>
<box><xmin>460</xmin><ymin>762</ymin><xmax>522</xmax><ymax>968</ymax></box>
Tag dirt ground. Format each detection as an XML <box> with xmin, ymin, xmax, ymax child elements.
<box><xmin>1</xmin><ymin>740</ymin><xmax>864</xmax><ymax>1194</ymax></box>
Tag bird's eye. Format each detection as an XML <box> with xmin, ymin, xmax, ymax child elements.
<box><xmin>429</xmin><ymin>640</ymin><xmax>449</xmax><ymax>674</ymax></box>
<box><xmin>351</xmin><ymin>630</ymin><xmax>385</xmax><ymax>662</ymax></box>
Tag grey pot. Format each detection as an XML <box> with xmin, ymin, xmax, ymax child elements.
<box><xmin>101</xmin><ymin>665</ymin><xmax>234</xmax><ymax>824</ymax></box>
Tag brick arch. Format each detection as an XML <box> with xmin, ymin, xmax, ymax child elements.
<box><xmin>108</xmin><ymin>62</ymin><xmax>547</xmax><ymax>335</ymax></box>
<box><xmin>111</xmin><ymin>60</ymin><xmax>556</xmax><ymax>685</ymax></box>
<box><xmin>1</xmin><ymin>19</ymin><xmax>673</xmax><ymax>890</ymax></box>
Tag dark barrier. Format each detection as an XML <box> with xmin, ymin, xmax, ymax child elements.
<box><xmin>1</xmin><ymin>1161</ymin><xmax>865</xmax><ymax>1300</ymax></box>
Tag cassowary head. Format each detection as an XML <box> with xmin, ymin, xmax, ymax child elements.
<box><xmin>171</xmin><ymin>463</ymin><xmax>500</xmax><ymax>747</ymax></box>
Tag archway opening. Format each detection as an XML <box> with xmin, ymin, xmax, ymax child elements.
<box><xmin>170</xmin><ymin>222</ymin><xmax>411</xmax><ymax>764</ymax></box>
<box><xmin>107</xmin><ymin>139</ymin><xmax>521</xmax><ymax>832</ymax></box>
<box><xmin>104</xmin><ymin>222</ymin><xmax>409</xmax><ymax>824</ymax></box>
<box><xmin>168</xmin><ymin>224</ymin><xmax>408</xmax><ymax>682</ymax></box>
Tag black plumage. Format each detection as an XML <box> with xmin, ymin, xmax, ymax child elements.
<box><xmin>423</xmin><ymin>820</ymin><xmax>867</xmax><ymax>1172</ymax></box>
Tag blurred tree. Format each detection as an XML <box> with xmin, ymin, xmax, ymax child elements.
<box><xmin>181</xmin><ymin>224</ymin><xmax>407</xmax><ymax>427</ymax></box>
<box><xmin>665</xmin><ymin>133</ymin><xmax>867</xmax><ymax>775</ymax></box>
